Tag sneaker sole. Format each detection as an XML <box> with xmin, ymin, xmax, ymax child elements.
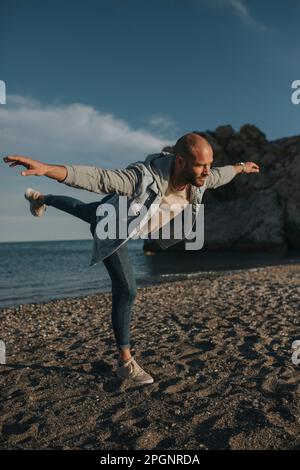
<box><xmin>24</xmin><ymin>188</ymin><xmax>46</xmax><ymax>217</ymax></box>
<box><xmin>116</xmin><ymin>373</ymin><xmax>154</xmax><ymax>385</ymax></box>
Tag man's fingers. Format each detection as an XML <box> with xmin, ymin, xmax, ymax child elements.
<box><xmin>4</xmin><ymin>155</ymin><xmax>42</xmax><ymax>176</ymax></box>
<box><xmin>246</xmin><ymin>162</ymin><xmax>260</xmax><ymax>173</ymax></box>
<box><xmin>21</xmin><ymin>169</ymin><xmax>37</xmax><ymax>176</ymax></box>
<box><xmin>4</xmin><ymin>155</ymin><xmax>21</xmax><ymax>162</ymax></box>
<box><xmin>9</xmin><ymin>162</ymin><xmax>21</xmax><ymax>167</ymax></box>
<box><xmin>4</xmin><ymin>155</ymin><xmax>33</xmax><ymax>170</ymax></box>
<box><xmin>3</xmin><ymin>155</ymin><xmax>29</xmax><ymax>164</ymax></box>
<box><xmin>7</xmin><ymin>160</ymin><xmax>30</xmax><ymax>169</ymax></box>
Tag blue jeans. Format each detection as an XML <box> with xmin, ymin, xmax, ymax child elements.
<box><xmin>44</xmin><ymin>194</ymin><xmax>137</xmax><ymax>351</ymax></box>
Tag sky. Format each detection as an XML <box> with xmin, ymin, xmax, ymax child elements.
<box><xmin>0</xmin><ymin>0</ymin><xmax>299</xmax><ymax>242</ymax></box>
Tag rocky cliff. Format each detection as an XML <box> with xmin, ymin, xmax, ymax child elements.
<box><xmin>143</xmin><ymin>125</ymin><xmax>300</xmax><ymax>253</ymax></box>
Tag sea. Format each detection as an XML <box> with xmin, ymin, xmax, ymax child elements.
<box><xmin>0</xmin><ymin>239</ymin><xmax>299</xmax><ymax>309</ymax></box>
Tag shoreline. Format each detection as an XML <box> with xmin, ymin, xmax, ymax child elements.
<box><xmin>1</xmin><ymin>254</ymin><xmax>300</xmax><ymax>310</ymax></box>
<box><xmin>0</xmin><ymin>264</ymin><xmax>299</xmax><ymax>450</ymax></box>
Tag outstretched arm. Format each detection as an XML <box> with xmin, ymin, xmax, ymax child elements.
<box><xmin>3</xmin><ymin>155</ymin><xmax>141</xmax><ymax>196</ymax></box>
<box><xmin>205</xmin><ymin>162</ymin><xmax>260</xmax><ymax>189</ymax></box>
<box><xmin>3</xmin><ymin>155</ymin><xmax>67</xmax><ymax>181</ymax></box>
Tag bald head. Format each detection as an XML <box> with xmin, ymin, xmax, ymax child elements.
<box><xmin>171</xmin><ymin>133</ymin><xmax>213</xmax><ymax>188</ymax></box>
<box><xmin>174</xmin><ymin>133</ymin><xmax>213</xmax><ymax>162</ymax></box>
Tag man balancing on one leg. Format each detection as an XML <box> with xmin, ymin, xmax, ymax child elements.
<box><xmin>3</xmin><ymin>133</ymin><xmax>260</xmax><ymax>385</ymax></box>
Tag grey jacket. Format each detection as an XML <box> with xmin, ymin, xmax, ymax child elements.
<box><xmin>61</xmin><ymin>152</ymin><xmax>236</xmax><ymax>266</ymax></box>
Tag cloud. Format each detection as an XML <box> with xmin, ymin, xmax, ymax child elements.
<box><xmin>204</xmin><ymin>0</ymin><xmax>267</xmax><ymax>32</ymax></box>
<box><xmin>229</xmin><ymin>0</ymin><xmax>267</xmax><ymax>31</ymax></box>
<box><xmin>1</xmin><ymin>95</ymin><xmax>172</xmax><ymax>167</ymax></box>
<box><xmin>0</xmin><ymin>95</ymin><xmax>175</xmax><ymax>241</ymax></box>
<box><xmin>147</xmin><ymin>115</ymin><xmax>179</xmax><ymax>138</ymax></box>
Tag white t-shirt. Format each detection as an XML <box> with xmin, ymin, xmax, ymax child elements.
<box><xmin>133</xmin><ymin>180</ymin><xmax>191</xmax><ymax>239</ymax></box>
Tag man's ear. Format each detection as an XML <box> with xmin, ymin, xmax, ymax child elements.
<box><xmin>175</xmin><ymin>154</ymin><xmax>185</xmax><ymax>168</ymax></box>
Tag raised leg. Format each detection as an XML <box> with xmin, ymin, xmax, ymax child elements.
<box><xmin>44</xmin><ymin>194</ymin><xmax>100</xmax><ymax>224</ymax></box>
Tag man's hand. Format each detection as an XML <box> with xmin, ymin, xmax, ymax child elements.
<box><xmin>234</xmin><ymin>162</ymin><xmax>260</xmax><ymax>174</ymax></box>
<box><xmin>3</xmin><ymin>155</ymin><xmax>67</xmax><ymax>181</ymax></box>
<box><xmin>3</xmin><ymin>155</ymin><xmax>48</xmax><ymax>176</ymax></box>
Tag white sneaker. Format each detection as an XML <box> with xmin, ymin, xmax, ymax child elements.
<box><xmin>116</xmin><ymin>357</ymin><xmax>154</xmax><ymax>385</ymax></box>
<box><xmin>24</xmin><ymin>188</ymin><xmax>46</xmax><ymax>217</ymax></box>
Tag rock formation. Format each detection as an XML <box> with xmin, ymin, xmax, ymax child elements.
<box><xmin>143</xmin><ymin>124</ymin><xmax>300</xmax><ymax>253</ymax></box>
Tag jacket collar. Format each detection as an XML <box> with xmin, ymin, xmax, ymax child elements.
<box><xmin>143</xmin><ymin>152</ymin><xmax>175</xmax><ymax>195</ymax></box>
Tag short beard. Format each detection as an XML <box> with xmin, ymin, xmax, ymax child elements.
<box><xmin>182</xmin><ymin>170</ymin><xmax>205</xmax><ymax>187</ymax></box>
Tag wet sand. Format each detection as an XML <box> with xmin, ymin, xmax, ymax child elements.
<box><xmin>0</xmin><ymin>264</ymin><xmax>299</xmax><ymax>450</ymax></box>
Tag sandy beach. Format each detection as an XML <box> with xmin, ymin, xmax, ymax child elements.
<box><xmin>0</xmin><ymin>263</ymin><xmax>299</xmax><ymax>450</ymax></box>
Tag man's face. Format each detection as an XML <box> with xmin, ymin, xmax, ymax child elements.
<box><xmin>179</xmin><ymin>145</ymin><xmax>213</xmax><ymax>187</ymax></box>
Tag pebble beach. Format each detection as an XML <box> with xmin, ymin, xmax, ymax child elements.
<box><xmin>0</xmin><ymin>263</ymin><xmax>299</xmax><ymax>450</ymax></box>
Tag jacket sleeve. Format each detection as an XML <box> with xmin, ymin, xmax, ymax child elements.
<box><xmin>205</xmin><ymin>165</ymin><xmax>236</xmax><ymax>189</ymax></box>
<box><xmin>59</xmin><ymin>164</ymin><xmax>141</xmax><ymax>197</ymax></box>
